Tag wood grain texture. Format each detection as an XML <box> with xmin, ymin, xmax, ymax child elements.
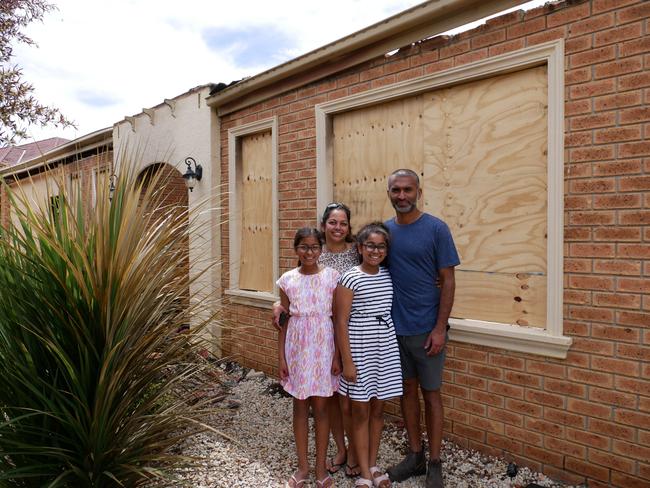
<box><xmin>240</xmin><ymin>130</ymin><xmax>273</xmax><ymax>292</ymax></box>
<box><xmin>331</xmin><ymin>66</ymin><xmax>549</xmax><ymax>328</ymax></box>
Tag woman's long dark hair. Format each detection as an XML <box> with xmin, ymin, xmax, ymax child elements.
<box><xmin>321</xmin><ymin>202</ymin><xmax>353</xmax><ymax>243</ymax></box>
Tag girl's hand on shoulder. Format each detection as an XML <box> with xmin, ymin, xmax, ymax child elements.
<box><xmin>279</xmin><ymin>358</ymin><xmax>289</xmax><ymax>381</ymax></box>
<box><xmin>331</xmin><ymin>355</ymin><xmax>342</xmax><ymax>376</ymax></box>
<box><xmin>342</xmin><ymin>361</ymin><xmax>357</xmax><ymax>383</ymax></box>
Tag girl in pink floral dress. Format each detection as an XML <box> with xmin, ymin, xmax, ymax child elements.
<box><xmin>277</xmin><ymin>228</ymin><xmax>340</xmax><ymax>488</ymax></box>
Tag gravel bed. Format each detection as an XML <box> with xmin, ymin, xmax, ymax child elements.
<box><xmin>176</xmin><ymin>364</ymin><xmax>585</xmax><ymax>488</ymax></box>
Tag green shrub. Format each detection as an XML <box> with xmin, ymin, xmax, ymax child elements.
<box><xmin>0</xmin><ymin>162</ymin><xmax>216</xmax><ymax>487</ymax></box>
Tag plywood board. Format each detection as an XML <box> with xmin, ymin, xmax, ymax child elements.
<box><xmin>453</xmin><ymin>270</ymin><xmax>547</xmax><ymax>327</ymax></box>
<box><xmin>422</xmin><ymin>66</ymin><xmax>548</xmax><ymax>274</ymax></box>
<box><xmin>332</xmin><ymin>96</ymin><xmax>423</xmax><ymax>231</ymax></box>
<box><xmin>331</xmin><ymin>66</ymin><xmax>549</xmax><ymax>328</ymax></box>
<box><xmin>240</xmin><ymin>130</ymin><xmax>273</xmax><ymax>292</ymax></box>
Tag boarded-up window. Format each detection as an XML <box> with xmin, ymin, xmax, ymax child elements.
<box><xmin>332</xmin><ymin>66</ymin><xmax>548</xmax><ymax>329</ymax></box>
<box><xmin>239</xmin><ymin>130</ymin><xmax>273</xmax><ymax>293</ymax></box>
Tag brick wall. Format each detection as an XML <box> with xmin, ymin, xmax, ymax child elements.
<box><xmin>1</xmin><ymin>150</ymin><xmax>113</xmax><ymax>227</ymax></box>
<box><xmin>219</xmin><ymin>1</ymin><xmax>650</xmax><ymax>486</ymax></box>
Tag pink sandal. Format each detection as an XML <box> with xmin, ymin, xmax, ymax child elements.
<box><xmin>369</xmin><ymin>466</ymin><xmax>390</xmax><ymax>488</ymax></box>
<box><xmin>354</xmin><ymin>478</ymin><xmax>372</xmax><ymax>487</ymax></box>
<box><xmin>284</xmin><ymin>473</ymin><xmax>308</xmax><ymax>488</ymax></box>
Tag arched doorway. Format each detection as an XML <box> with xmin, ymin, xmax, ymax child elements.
<box><xmin>137</xmin><ymin>163</ymin><xmax>190</xmax><ymax>330</ymax></box>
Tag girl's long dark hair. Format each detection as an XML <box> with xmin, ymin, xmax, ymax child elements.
<box><xmin>356</xmin><ymin>222</ymin><xmax>390</xmax><ymax>264</ymax></box>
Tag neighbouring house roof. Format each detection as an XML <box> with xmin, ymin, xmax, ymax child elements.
<box><xmin>206</xmin><ymin>0</ymin><xmax>530</xmax><ymax>114</ymax></box>
<box><xmin>0</xmin><ymin>137</ymin><xmax>69</xmax><ymax>168</ymax></box>
<box><xmin>1</xmin><ymin>127</ymin><xmax>112</xmax><ymax>179</ymax></box>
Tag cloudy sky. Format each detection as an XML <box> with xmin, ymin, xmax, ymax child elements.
<box><xmin>12</xmin><ymin>0</ymin><xmax>544</xmax><ymax>143</ymax></box>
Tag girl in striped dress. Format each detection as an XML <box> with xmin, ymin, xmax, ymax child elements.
<box><xmin>335</xmin><ymin>222</ymin><xmax>402</xmax><ymax>488</ymax></box>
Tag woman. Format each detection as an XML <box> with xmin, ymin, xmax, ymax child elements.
<box><xmin>274</xmin><ymin>202</ymin><xmax>360</xmax><ymax>479</ymax></box>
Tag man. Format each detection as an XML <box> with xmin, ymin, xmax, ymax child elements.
<box><xmin>384</xmin><ymin>168</ymin><xmax>459</xmax><ymax>488</ymax></box>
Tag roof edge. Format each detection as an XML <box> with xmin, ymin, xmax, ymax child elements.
<box><xmin>206</xmin><ymin>0</ymin><xmax>529</xmax><ymax>110</ymax></box>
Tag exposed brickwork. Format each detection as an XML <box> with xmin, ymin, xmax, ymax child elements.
<box><xmin>219</xmin><ymin>1</ymin><xmax>650</xmax><ymax>486</ymax></box>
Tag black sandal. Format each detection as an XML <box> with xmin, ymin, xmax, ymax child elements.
<box><xmin>345</xmin><ymin>464</ymin><xmax>360</xmax><ymax>478</ymax></box>
<box><xmin>326</xmin><ymin>455</ymin><xmax>347</xmax><ymax>474</ymax></box>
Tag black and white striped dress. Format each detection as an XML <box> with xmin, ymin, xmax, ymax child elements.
<box><xmin>338</xmin><ymin>266</ymin><xmax>403</xmax><ymax>401</ymax></box>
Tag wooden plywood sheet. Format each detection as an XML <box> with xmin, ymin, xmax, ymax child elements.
<box><xmin>332</xmin><ymin>96</ymin><xmax>423</xmax><ymax>231</ymax></box>
<box><xmin>240</xmin><ymin>130</ymin><xmax>273</xmax><ymax>292</ymax></box>
<box><xmin>422</xmin><ymin>66</ymin><xmax>548</xmax><ymax>274</ymax></box>
<box><xmin>331</xmin><ymin>66</ymin><xmax>549</xmax><ymax>328</ymax></box>
<box><xmin>453</xmin><ymin>270</ymin><xmax>547</xmax><ymax>327</ymax></box>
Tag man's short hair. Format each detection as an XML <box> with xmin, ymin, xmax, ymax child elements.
<box><xmin>388</xmin><ymin>168</ymin><xmax>420</xmax><ymax>189</ymax></box>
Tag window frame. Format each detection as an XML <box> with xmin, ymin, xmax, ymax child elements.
<box><xmin>226</xmin><ymin>117</ymin><xmax>279</xmax><ymax>308</ymax></box>
<box><xmin>315</xmin><ymin>39</ymin><xmax>570</xmax><ymax>358</ymax></box>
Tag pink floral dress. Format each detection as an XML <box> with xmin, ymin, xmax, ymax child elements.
<box><xmin>276</xmin><ymin>267</ymin><xmax>340</xmax><ymax>399</ymax></box>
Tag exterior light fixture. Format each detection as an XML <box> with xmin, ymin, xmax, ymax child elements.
<box><xmin>108</xmin><ymin>173</ymin><xmax>117</xmax><ymax>201</ymax></box>
<box><xmin>183</xmin><ymin>157</ymin><xmax>203</xmax><ymax>192</ymax></box>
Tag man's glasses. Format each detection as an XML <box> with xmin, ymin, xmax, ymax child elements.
<box><xmin>362</xmin><ymin>243</ymin><xmax>387</xmax><ymax>252</ymax></box>
<box><xmin>296</xmin><ymin>245</ymin><xmax>322</xmax><ymax>253</ymax></box>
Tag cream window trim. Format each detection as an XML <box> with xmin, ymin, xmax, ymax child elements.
<box><xmin>227</xmin><ymin>117</ymin><xmax>279</xmax><ymax>300</ymax></box>
<box><xmin>315</xmin><ymin>39</ymin><xmax>570</xmax><ymax>358</ymax></box>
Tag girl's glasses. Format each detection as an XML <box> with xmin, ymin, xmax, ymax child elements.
<box><xmin>362</xmin><ymin>243</ymin><xmax>387</xmax><ymax>252</ymax></box>
<box><xmin>296</xmin><ymin>245</ymin><xmax>322</xmax><ymax>253</ymax></box>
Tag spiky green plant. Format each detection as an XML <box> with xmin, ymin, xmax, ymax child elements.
<box><xmin>0</xmin><ymin>161</ymin><xmax>217</xmax><ymax>486</ymax></box>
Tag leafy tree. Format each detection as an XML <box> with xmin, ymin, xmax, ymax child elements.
<box><xmin>1</xmin><ymin>0</ymin><xmax>74</xmax><ymax>146</ymax></box>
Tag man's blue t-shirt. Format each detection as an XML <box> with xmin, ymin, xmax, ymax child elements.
<box><xmin>385</xmin><ymin>213</ymin><xmax>460</xmax><ymax>336</ymax></box>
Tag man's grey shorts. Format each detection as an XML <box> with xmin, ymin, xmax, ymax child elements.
<box><xmin>397</xmin><ymin>330</ymin><xmax>448</xmax><ymax>392</ymax></box>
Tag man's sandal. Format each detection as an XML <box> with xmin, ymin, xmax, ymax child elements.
<box><xmin>369</xmin><ymin>466</ymin><xmax>390</xmax><ymax>488</ymax></box>
<box><xmin>316</xmin><ymin>474</ymin><xmax>335</xmax><ymax>487</ymax></box>
<box><xmin>284</xmin><ymin>474</ymin><xmax>308</xmax><ymax>488</ymax></box>
<box><xmin>354</xmin><ymin>478</ymin><xmax>373</xmax><ymax>487</ymax></box>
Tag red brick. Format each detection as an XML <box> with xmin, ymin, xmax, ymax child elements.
<box><xmin>486</xmin><ymin>432</ymin><xmax>522</xmax><ymax>454</ymax></box>
<box><xmin>570</xmin><ymin>111</ymin><xmax>616</xmax><ymax>129</ymax></box>
<box><xmin>547</xmin><ymin>2</ymin><xmax>590</xmax><ymax>27</ymax></box>
<box><xmin>527</xmin><ymin>27</ymin><xmax>566</xmax><ymax>46</ymax></box>
<box><xmin>453</xmin><ymin>422</ymin><xmax>485</xmax><ymax>442</ymax></box>
<box><xmin>566</xmin><ymin>427</ymin><xmax>610</xmax><ymax>450</ymax></box>
<box><xmin>617</xmin><ymin>343</ymin><xmax>650</xmax><ymax>361</ymax></box>
<box><xmin>544</xmin><ymin>407</ymin><xmax>586</xmax><ymax>429</ymax></box>
<box><xmin>505</xmin><ymin>398</ymin><xmax>543</xmax><ymax>417</ymax></box>
<box><xmin>524</xmin><ymin>444</ymin><xmax>564</xmax><ymax>468</ymax></box>
<box><xmin>506</xmin><ymin>16</ymin><xmax>545</xmax><ymax>38</ymax></box>
<box><xmin>594</xmin><ymin>125</ymin><xmax>642</xmax><ymax>143</ymax></box>
<box><xmin>595</xmin><ymin>21</ymin><xmax>643</xmax><ymax>46</ymax></box>
<box><xmin>616</xmin><ymin>409</ymin><xmax>650</xmax><ymax>430</ymax></box>
<box><xmin>618</xmin><ymin>244</ymin><xmax>650</xmax><ymax>258</ymax></box>
<box><xmin>618</xmin><ymin>277</ymin><xmax>650</xmax><ymax>293</ymax></box>
<box><xmin>568</xmin><ymin>305</ymin><xmax>614</xmax><ymax>323</ymax></box>
<box><xmin>470</xmin><ymin>29</ymin><xmax>505</xmax><ymax>50</ymax></box>
<box><xmin>591</xmin><ymin>418</ymin><xmax>635</xmax><ymax>441</ymax></box>
<box><xmin>488</xmin><ymin>405</ymin><xmax>523</xmax><ymax>426</ymax></box>
<box><xmin>488</xmin><ymin>38</ymin><xmax>526</xmax><ymax>56</ymax></box>
<box><xmin>568</xmin><ymin>398</ymin><xmax>612</xmax><ymax>419</ymax></box>
<box><xmin>611</xmin><ymin>471</ymin><xmax>650</xmax><ymax>488</ymax></box>
<box><xmin>594</xmin><ymin>226</ymin><xmax>641</xmax><ymax>240</ymax></box>
<box><xmin>620</xmin><ymin>140</ymin><xmax>650</xmax><ymax>157</ymax></box>
<box><xmin>569</xmin><ymin>211</ymin><xmax>615</xmax><ymax>225</ymax></box>
<box><xmin>544</xmin><ymin>378</ymin><xmax>586</xmax><ymax>397</ymax></box>
<box><xmin>570</xmin><ymin>243</ymin><xmax>615</xmax><ymax>258</ymax></box>
<box><xmin>589</xmin><ymin>448</ymin><xmax>635</xmax><ymax>473</ymax></box>
<box><xmin>592</xmin><ymin>0</ymin><xmax>638</xmax><ymax>15</ymax></box>
<box><xmin>621</xmin><ymin>35</ymin><xmax>650</xmax><ymax>57</ymax></box>
<box><xmin>571</xmin><ymin>45</ymin><xmax>616</xmax><ymax>68</ymax></box>
<box><xmin>590</xmin><ymin>387</ymin><xmax>637</xmax><ymax>409</ymax></box>
<box><xmin>620</xmin><ymin>175</ymin><xmax>650</xmax><ymax>190</ymax></box>
<box><xmin>594</xmin><ymin>56</ymin><xmax>643</xmax><ymax>79</ymax></box>
<box><xmin>422</xmin><ymin>59</ymin><xmax>454</xmax><ymax>75</ymax></box>
<box><xmin>569</xmin><ymin>145</ymin><xmax>616</xmax><ymax>162</ymax></box>
<box><xmin>439</xmin><ymin>40</ymin><xmax>469</xmax><ymax>59</ymax></box>
<box><xmin>594</xmin><ymin>259</ymin><xmax>641</xmax><ymax>275</ymax></box>
<box><xmin>489</xmin><ymin>354</ymin><xmax>525</xmax><ymax>370</ymax></box>
<box><xmin>641</xmin><ymin>463</ymin><xmax>650</xmax><ymax>482</ymax></box>
<box><xmin>505</xmin><ymin>424</ymin><xmax>542</xmax><ymax>446</ymax></box>
<box><xmin>618</xmin><ymin>310</ymin><xmax>650</xmax><ymax>326</ymax></box>
<box><xmin>565</xmin><ymin>456</ymin><xmax>610</xmax><ymax>483</ymax></box>
<box><xmin>592</xmin><ymin>324</ymin><xmax>640</xmax><ymax>342</ymax></box>
<box><xmin>619</xmin><ymin>71</ymin><xmax>650</xmax><ymax>90</ymax></box>
<box><xmin>469</xmin><ymin>364</ymin><xmax>502</xmax><ymax>380</ymax></box>
<box><xmin>594</xmin><ymin>90</ymin><xmax>643</xmax><ymax>111</ymax></box>
<box><xmin>568</xmin><ymin>367</ymin><xmax>613</xmax><ymax>387</ymax></box>
<box><xmin>564</xmin><ymin>289</ymin><xmax>591</xmax><ymax>304</ymax></box>
<box><xmin>565</xmin><ymin>131</ymin><xmax>592</xmax><ymax>147</ymax></box>
<box><xmin>566</xmin><ymin>67</ymin><xmax>592</xmax><ymax>85</ymax></box>
<box><xmin>592</xmin><ymin>159</ymin><xmax>642</xmax><ymax>175</ymax></box>
<box><xmin>504</xmin><ymin>370</ymin><xmax>541</xmax><ymax>388</ymax></box>
<box><xmin>454</xmin><ymin>372</ymin><xmax>487</xmax><ymax>390</ymax></box>
<box><xmin>592</xmin><ymin>356</ymin><xmax>640</xmax><ymax>377</ymax></box>
<box><xmin>614</xmin><ymin>440</ymin><xmax>650</xmax><ymax>462</ymax></box>
<box><xmin>525</xmin><ymin>417</ymin><xmax>564</xmax><ymax>437</ymax></box>
<box><xmin>571</xmin><ymin>337</ymin><xmax>615</xmax><ymax>356</ymax></box>
<box><xmin>617</xmin><ymin>2</ymin><xmax>650</xmax><ymax>24</ymax></box>
<box><xmin>454</xmin><ymin>49</ymin><xmax>487</xmax><ymax>66</ymax></box>
<box><xmin>468</xmin><ymin>415</ymin><xmax>504</xmax><ymax>435</ymax></box>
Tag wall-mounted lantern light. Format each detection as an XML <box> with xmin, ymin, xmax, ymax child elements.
<box><xmin>183</xmin><ymin>157</ymin><xmax>203</xmax><ymax>192</ymax></box>
<box><xmin>108</xmin><ymin>174</ymin><xmax>117</xmax><ymax>202</ymax></box>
